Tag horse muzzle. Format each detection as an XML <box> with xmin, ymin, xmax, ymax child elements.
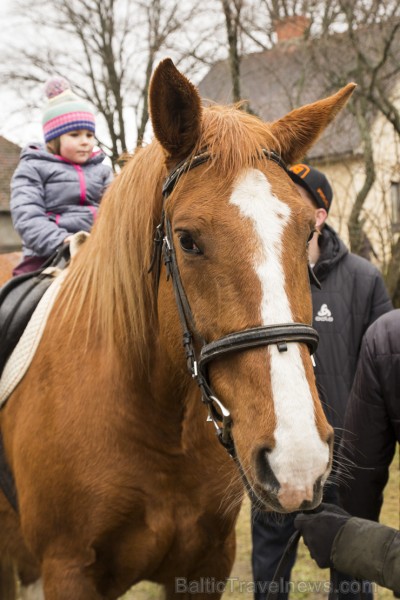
<box><xmin>250</xmin><ymin>472</ymin><xmax>326</xmax><ymax>513</ymax></box>
<box><xmin>249</xmin><ymin>437</ymin><xmax>332</xmax><ymax>513</ymax></box>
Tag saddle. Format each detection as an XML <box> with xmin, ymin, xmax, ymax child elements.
<box><xmin>0</xmin><ymin>244</ymin><xmax>71</xmax><ymax>379</ymax></box>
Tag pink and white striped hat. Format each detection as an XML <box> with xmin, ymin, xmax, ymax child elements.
<box><xmin>42</xmin><ymin>77</ymin><xmax>96</xmax><ymax>143</ymax></box>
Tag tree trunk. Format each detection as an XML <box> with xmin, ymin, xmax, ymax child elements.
<box><xmin>221</xmin><ymin>0</ymin><xmax>242</xmax><ymax>103</ymax></box>
<box><xmin>348</xmin><ymin>98</ymin><xmax>375</xmax><ymax>256</ymax></box>
<box><xmin>385</xmin><ymin>234</ymin><xmax>400</xmax><ymax>307</ymax></box>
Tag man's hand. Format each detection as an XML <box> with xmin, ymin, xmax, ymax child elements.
<box><xmin>294</xmin><ymin>503</ymin><xmax>351</xmax><ymax>568</ymax></box>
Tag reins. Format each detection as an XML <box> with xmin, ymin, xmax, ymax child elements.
<box><xmin>149</xmin><ymin>149</ymin><xmax>320</xmax><ymax>458</ymax></box>
<box><xmin>265</xmin><ymin>529</ymin><xmax>301</xmax><ymax>600</ymax></box>
<box><xmin>264</xmin><ymin>527</ymin><xmax>369</xmax><ymax>600</ymax></box>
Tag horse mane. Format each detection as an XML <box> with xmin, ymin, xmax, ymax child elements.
<box><xmin>58</xmin><ymin>104</ymin><xmax>279</xmax><ymax>367</ymax></box>
<box><xmin>195</xmin><ymin>103</ymin><xmax>280</xmax><ymax>180</ymax></box>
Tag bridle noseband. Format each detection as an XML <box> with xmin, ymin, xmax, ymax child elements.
<box><xmin>150</xmin><ymin>149</ymin><xmax>319</xmax><ymax>458</ymax></box>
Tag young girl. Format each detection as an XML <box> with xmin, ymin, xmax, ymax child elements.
<box><xmin>11</xmin><ymin>77</ymin><xmax>113</xmax><ymax>276</ymax></box>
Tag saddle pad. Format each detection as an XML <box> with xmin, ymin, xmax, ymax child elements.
<box><xmin>0</xmin><ymin>231</ymin><xmax>89</xmax><ymax>408</ymax></box>
<box><xmin>0</xmin><ymin>269</ymin><xmax>67</xmax><ymax>408</ymax></box>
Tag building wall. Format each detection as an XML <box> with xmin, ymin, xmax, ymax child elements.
<box><xmin>0</xmin><ymin>135</ymin><xmax>21</xmax><ymax>253</ymax></box>
<box><xmin>314</xmin><ymin>156</ymin><xmax>363</xmax><ymax>242</ymax></box>
<box><xmin>0</xmin><ymin>213</ymin><xmax>21</xmax><ymax>253</ymax></box>
<box><xmin>312</xmin><ymin>105</ymin><xmax>400</xmax><ymax>271</ymax></box>
<box><xmin>366</xmin><ymin>105</ymin><xmax>400</xmax><ymax>270</ymax></box>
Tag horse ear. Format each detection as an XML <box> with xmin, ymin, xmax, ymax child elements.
<box><xmin>270</xmin><ymin>83</ymin><xmax>356</xmax><ymax>165</ymax></box>
<box><xmin>149</xmin><ymin>58</ymin><xmax>202</xmax><ymax>162</ymax></box>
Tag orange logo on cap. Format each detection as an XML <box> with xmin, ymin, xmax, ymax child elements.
<box><xmin>316</xmin><ymin>187</ymin><xmax>329</xmax><ymax>209</ymax></box>
<box><xmin>290</xmin><ymin>164</ymin><xmax>310</xmax><ymax>179</ymax></box>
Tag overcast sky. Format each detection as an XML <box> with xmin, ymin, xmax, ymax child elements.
<box><xmin>0</xmin><ymin>1</ymin><xmax>198</xmax><ymax>150</ymax></box>
<box><xmin>0</xmin><ymin>0</ymin><xmax>223</xmax><ymax>151</ymax></box>
<box><xmin>0</xmin><ymin>0</ymin><xmax>44</xmax><ymax>145</ymax></box>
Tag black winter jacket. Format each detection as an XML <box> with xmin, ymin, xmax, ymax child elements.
<box><xmin>339</xmin><ymin>310</ymin><xmax>400</xmax><ymax>521</ymax></box>
<box><xmin>311</xmin><ymin>225</ymin><xmax>392</xmax><ymax>432</ymax></box>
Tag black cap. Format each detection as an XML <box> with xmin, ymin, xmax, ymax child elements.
<box><xmin>288</xmin><ymin>164</ymin><xmax>333</xmax><ymax>212</ymax></box>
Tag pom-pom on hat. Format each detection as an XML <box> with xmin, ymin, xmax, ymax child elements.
<box><xmin>42</xmin><ymin>76</ymin><xmax>96</xmax><ymax>143</ymax></box>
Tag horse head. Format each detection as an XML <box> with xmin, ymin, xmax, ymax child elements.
<box><xmin>148</xmin><ymin>59</ymin><xmax>354</xmax><ymax>513</ymax></box>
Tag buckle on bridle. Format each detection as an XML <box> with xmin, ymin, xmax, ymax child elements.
<box><xmin>206</xmin><ymin>395</ymin><xmax>233</xmax><ymax>449</ymax></box>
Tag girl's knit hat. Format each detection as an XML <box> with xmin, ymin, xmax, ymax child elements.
<box><xmin>42</xmin><ymin>77</ymin><xmax>96</xmax><ymax>142</ymax></box>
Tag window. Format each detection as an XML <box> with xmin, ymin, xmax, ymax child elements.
<box><xmin>391</xmin><ymin>181</ymin><xmax>400</xmax><ymax>225</ymax></box>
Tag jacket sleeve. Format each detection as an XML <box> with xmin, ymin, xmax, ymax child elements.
<box><xmin>103</xmin><ymin>166</ymin><xmax>113</xmax><ymax>190</ymax></box>
<box><xmin>332</xmin><ymin>517</ymin><xmax>400</xmax><ymax>595</ymax></box>
<box><xmin>339</xmin><ymin>334</ymin><xmax>396</xmax><ymax>520</ymax></box>
<box><xmin>368</xmin><ymin>272</ymin><xmax>393</xmax><ymax>324</ymax></box>
<box><xmin>11</xmin><ymin>161</ymin><xmax>69</xmax><ymax>256</ymax></box>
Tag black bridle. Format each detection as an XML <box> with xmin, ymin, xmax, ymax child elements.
<box><xmin>150</xmin><ymin>154</ymin><xmax>348</xmax><ymax>600</ymax></box>
<box><xmin>150</xmin><ymin>149</ymin><xmax>319</xmax><ymax>458</ymax></box>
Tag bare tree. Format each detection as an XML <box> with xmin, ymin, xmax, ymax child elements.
<box><xmin>133</xmin><ymin>0</ymin><xmax>210</xmax><ymax>147</ymax></box>
<box><xmin>3</xmin><ymin>0</ymin><xmax>400</xmax><ymax>301</ymax></box>
<box><xmin>3</xmin><ymin>0</ymin><xmax>135</xmax><ymax>163</ymax></box>
<box><xmin>213</xmin><ymin>0</ymin><xmax>400</xmax><ymax>303</ymax></box>
<box><xmin>306</xmin><ymin>0</ymin><xmax>400</xmax><ymax>302</ymax></box>
<box><xmin>1</xmin><ymin>0</ymin><xmax>208</xmax><ymax>163</ymax></box>
<box><xmin>336</xmin><ymin>2</ymin><xmax>400</xmax><ymax>253</ymax></box>
<box><xmin>237</xmin><ymin>0</ymin><xmax>340</xmax><ymax>49</ymax></box>
<box><xmin>220</xmin><ymin>0</ymin><xmax>244</xmax><ymax>102</ymax></box>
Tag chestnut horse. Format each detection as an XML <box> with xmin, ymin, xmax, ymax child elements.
<box><xmin>0</xmin><ymin>59</ymin><xmax>354</xmax><ymax>599</ymax></box>
<box><xmin>0</xmin><ymin>252</ymin><xmax>20</xmax><ymax>283</ymax></box>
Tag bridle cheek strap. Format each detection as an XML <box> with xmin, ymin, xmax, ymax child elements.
<box><xmin>151</xmin><ymin>149</ymin><xmax>320</xmax><ymax>457</ymax></box>
<box><xmin>196</xmin><ymin>324</ymin><xmax>318</xmax><ymax>455</ymax></box>
<box><xmin>160</xmin><ymin>212</ymin><xmax>319</xmax><ymax>457</ymax></box>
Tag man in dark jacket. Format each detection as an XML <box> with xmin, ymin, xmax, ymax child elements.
<box><xmin>295</xmin><ymin>309</ymin><xmax>400</xmax><ymax>597</ymax></box>
<box><xmin>339</xmin><ymin>309</ymin><xmax>400</xmax><ymax>520</ymax></box>
<box><xmin>251</xmin><ymin>165</ymin><xmax>393</xmax><ymax>600</ymax></box>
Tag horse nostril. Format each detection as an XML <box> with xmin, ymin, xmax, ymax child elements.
<box><xmin>299</xmin><ymin>475</ymin><xmax>324</xmax><ymax>511</ymax></box>
<box><xmin>255</xmin><ymin>446</ymin><xmax>280</xmax><ymax>490</ymax></box>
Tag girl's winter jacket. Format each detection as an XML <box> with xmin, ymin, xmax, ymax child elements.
<box><xmin>11</xmin><ymin>143</ymin><xmax>113</xmax><ymax>258</ymax></box>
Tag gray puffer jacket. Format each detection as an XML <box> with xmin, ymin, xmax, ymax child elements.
<box><xmin>11</xmin><ymin>143</ymin><xmax>113</xmax><ymax>257</ymax></box>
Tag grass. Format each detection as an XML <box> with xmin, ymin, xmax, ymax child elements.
<box><xmin>124</xmin><ymin>448</ymin><xmax>399</xmax><ymax>599</ymax></box>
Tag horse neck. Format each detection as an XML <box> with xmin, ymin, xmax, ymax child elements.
<box><xmin>83</xmin><ymin>319</ymin><xmax>192</xmax><ymax>453</ymax></box>
<box><xmin>58</xmin><ymin>240</ymin><xmax>204</xmax><ymax>452</ymax></box>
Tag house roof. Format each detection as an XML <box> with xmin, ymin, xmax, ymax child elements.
<box><xmin>0</xmin><ymin>136</ymin><xmax>21</xmax><ymax>211</ymax></box>
<box><xmin>198</xmin><ymin>24</ymin><xmax>396</xmax><ymax>162</ymax></box>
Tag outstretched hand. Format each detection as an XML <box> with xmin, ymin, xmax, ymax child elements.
<box><xmin>294</xmin><ymin>503</ymin><xmax>351</xmax><ymax>568</ymax></box>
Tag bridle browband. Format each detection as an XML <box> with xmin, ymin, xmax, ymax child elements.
<box><xmin>150</xmin><ymin>149</ymin><xmax>319</xmax><ymax>457</ymax></box>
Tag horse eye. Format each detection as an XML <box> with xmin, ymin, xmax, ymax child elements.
<box><xmin>179</xmin><ymin>233</ymin><xmax>202</xmax><ymax>254</ymax></box>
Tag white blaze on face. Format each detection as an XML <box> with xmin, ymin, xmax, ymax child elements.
<box><xmin>229</xmin><ymin>169</ymin><xmax>329</xmax><ymax>509</ymax></box>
